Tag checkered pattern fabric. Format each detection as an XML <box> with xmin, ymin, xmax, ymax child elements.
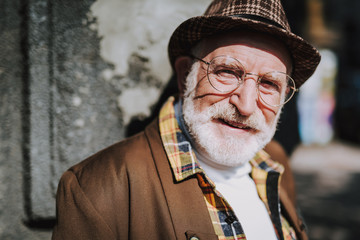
<box><xmin>204</xmin><ymin>0</ymin><xmax>290</xmax><ymax>30</ymax></box>
<box><xmin>168</xmin><ymin>0</ymin><xmax>321</xmax><ymax>88</ymax></box>
<box><xmin>159</xmin><ymin>97</ymin><xmax>297</xmax><ymax>240</ymax></box>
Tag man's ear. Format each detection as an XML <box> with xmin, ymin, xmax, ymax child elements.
<box><xmin>174</xmin><ymin>56</ymin><xmax>192</xmax><ymax>97</ymax></box>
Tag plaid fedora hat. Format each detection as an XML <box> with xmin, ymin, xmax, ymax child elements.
<box><xmin>168</xmin><ymin>0</ymin><xmax>321</xmax><ymax>87</ymax></box>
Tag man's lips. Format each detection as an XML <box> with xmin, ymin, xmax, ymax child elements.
<box><xmin>216</xmin><ymin>118</ymin><xmax>255</xmax><ymax>131</ymax></box>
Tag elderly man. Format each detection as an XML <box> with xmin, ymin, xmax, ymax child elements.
<box><xmin>52</xmin><ymin>0</ymin><xmax>320</xmax><ymax>239</ymax></box>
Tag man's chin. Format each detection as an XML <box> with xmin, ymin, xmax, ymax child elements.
<box><xmin>203</xmin><ymin>146</ymin><xmax>258</xmax><ymax>167</ymax></box>
<box><xmin>196</xmin><ymin>128</ymin><xmax>263</xmax><ymax>166</ymax></box>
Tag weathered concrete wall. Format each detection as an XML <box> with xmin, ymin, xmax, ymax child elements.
<box><xmin>0</xmin><ymin>0</ymin><xmax>52</xmax><ymax>239</ymax></box>
<box><xmin>0</xmin><ymin>0</ymin><xmax>24</xmax><ymax>238</ymax></box>
<box><xmin>0</xmin><ymin>0</ymin><xmax>210</xmax><ymax>238</ymax></box>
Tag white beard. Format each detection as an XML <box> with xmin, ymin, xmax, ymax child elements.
<box><xmin>182</xmin><ymin>62</ymin><xmax>281</xmax><ymax>167</ymax></box>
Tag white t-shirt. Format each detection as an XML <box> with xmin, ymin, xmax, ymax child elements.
<box><xmin>198</xmin><ymin>158</ymin><xmax>278</xmax><ymax>240</ymax></box>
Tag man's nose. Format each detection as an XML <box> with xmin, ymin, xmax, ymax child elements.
<box><xmin>229</xmin><ymin>78</ymin><xmax>258</xmax><ymax>116</ymax></box>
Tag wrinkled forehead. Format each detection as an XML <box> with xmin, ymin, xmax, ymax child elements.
<box><xmin>192</xmin><ymin>30</ymin><xmax>293</xmax><ymax>72</ymax></box>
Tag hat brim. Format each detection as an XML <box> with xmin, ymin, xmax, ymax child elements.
<box><xmin>168</xmin><ymin>15</ymin><xmax>321</xmax><ymax>87</ymax></box>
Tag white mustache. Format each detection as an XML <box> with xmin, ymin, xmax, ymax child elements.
<box><xmin>208</xmin><ymin>103</ymin><xmax>264</xmax><ymax>131</ymax></box>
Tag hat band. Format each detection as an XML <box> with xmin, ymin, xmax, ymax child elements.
<box><xmin>232</xmin><ymin>14</ymin><xmax>285</xmax><ymax>30</ymax></box>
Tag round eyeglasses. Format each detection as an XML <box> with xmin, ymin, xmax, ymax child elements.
<box><xmin>192</xmin><ymin>55</ymin><xmax>298</xmax><ymax>107</ymax></box>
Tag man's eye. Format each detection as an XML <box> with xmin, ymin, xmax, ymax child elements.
<box><xmin>218</xmin><ymin>69</ymin><xmax>236</xmax><ymax>76</ymax></box>
<box><xmin>259</xmin><ymin>78</ymin><xmax>281</xmax><ymax>92</ymax></box>
<box><xmin>214</xmin><ymin>68</ymin><xmax>240</xmax><ymax>78</ymax></box>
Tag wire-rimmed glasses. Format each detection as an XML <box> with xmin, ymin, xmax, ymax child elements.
<box><xmin>192</xmin><ymin>55</ymin><xmax>298</xmax><ymax>107</ymax></box>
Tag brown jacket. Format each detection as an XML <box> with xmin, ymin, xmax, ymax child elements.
<box><xmin>52</xmin><ymin>120</ymin><xmax>307</xmax><ymax>240</ymax></box>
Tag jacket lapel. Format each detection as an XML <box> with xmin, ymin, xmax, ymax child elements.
<box><xmin>145</xmin><ymin>120</ymin><xmax>218</xmax><ymax>240</ymax></box>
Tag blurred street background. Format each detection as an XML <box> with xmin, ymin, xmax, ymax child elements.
<box><xmin>292</xmin><ymin>142</ymin><xmax>360</xmax><ymax>240</ymax></box>
<box><xmin>280</xmin><ymin>1</ymin><xmax>360</xmax><ymax>239</ymax></box>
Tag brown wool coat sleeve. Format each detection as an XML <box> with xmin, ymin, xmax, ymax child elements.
<box><xmin>52</xmin><ymin>171</ymin><xmax>117</xmax><ymax>239</ymax></box>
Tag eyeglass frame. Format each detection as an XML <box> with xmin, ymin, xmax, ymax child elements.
<box><xmin>190</xmin><ymin>54</ymin><xmax>298</xmax><ymax>107</ymax></box>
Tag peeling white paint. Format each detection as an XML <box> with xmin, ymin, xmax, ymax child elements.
<box><xmin>89</xmin><ymin>0</ymin><xmax>211</xmax><ymax>126</ymax></box>
<box><xmin>101</xmin><ymin>68</ymin><xmax>113</xmax><ymax>82</ymax></box>
<box><xmin>74</xmin><ymin>118</ymin><xmax>85</xmax><ymax>128</ymax></box>
<box><xmin>117</xmin><ymin>87</ymin><xmax>160</xmax><ymax>125</ymax></box>
<box><xmin>66</xmin><ymin>131</ymin><xmax>75</xmax><ymax>138</ymax></box>
<box><xmin>90</xmin><ymin>0</ymin><xmax>211</xmax><ymax>82</ymax></box>
<box><xmin>72</xmin><ymin>96</ymin><xmax>82</xmax><ymax>107</ymax></box>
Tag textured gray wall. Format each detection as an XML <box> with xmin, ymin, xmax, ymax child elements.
<box><xmin>0</xmin><ymin>0</ymin><xmax>210</xmax><ymax>238</ymax></box>
<box><xmin>0</xmin><ymin>1</ymin><xmax>35</xmax><ymax>239</ymax></box>
<box><xmin>0</xmin><ymin>0</ymin><xmax>55</xmax><ymax>238</ymax></box>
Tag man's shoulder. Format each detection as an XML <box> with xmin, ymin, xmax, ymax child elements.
<box><xmin>55</xmin><ymin>128</ymin><xmax>165</xmax><ymax>222</ymax></box>
<box><xmin>71</xmin><ymin>130</ymin><xmax>154</xmax><ymax>178</ymax></box>
<box><xmin>58</xmin><ymin>127</ymin><xmax>157</xmax><ymax>192</ymax></box>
